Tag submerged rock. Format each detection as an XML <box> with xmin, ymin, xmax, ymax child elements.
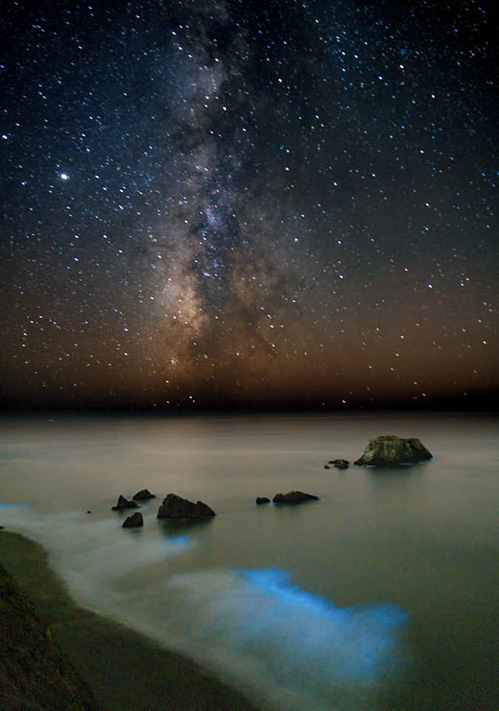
<box><xmin>132</xmin><ymin>489</ymin><xmax>156</xmax><ymax>501</ymax></box>
<box><xmin>122</xmin><ymin>512</ymin><xmax>143</xmax><ymax>528</ymax></box>
<box><xmin>256</xmin><ymin>497</ymin><xmax>271</xmax><ymax>505</ymax></box>
<box><xmin>329</xmin><ymin>459</ymin><xmax>350</xmax><ymax>469</ymax></box>
<box><xmin>273</xmin><ymin>491</ymin><xmax>319</xmax><ymax>504</ymax></box>
<box><xmin>111</xmin><ymin>495</ymin><xmax>139</xmax><ymax>511</ymax></box>
<box><xmin>157</xmin><ymin>493</ymin><xmax>216</xmax><ymax>519</ymax></box>
<box><xmin>354</xmin><ymin>435</ymin><xmax>433</xmax><ymax>466</ymax></box>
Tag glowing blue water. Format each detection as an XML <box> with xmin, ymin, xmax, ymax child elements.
<box><xmin>0</xmin><ymin>413</ymin><xmax>498</xmax><ymax>710</ymax></box>
<box><xmin>238</xmin><ymin>568</ymin><xmax>407</xmax><ymax>682</ymax></box>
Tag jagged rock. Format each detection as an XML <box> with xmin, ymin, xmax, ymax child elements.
<box><xmin>273</xmin><ymin>491</ymin><xmax>319</xmax><ymax>504</ymax></box>
<box><xmin>329</xmin><ymin>459</ymin><xmax>350</xmax><ymax>469</ymax></box>
<box><xmin>132</xmin><ymin>489</ymin><xmax>156</xmax><ymax>501</ymax></box>
<box><xmin>111</xmin><ymin>495</ymin><xmax>139</xmax><ymax>511</ymax></box>
<box><xmin>256</xmin><ymin>497</ymin><xmax>271</xmax><ymax>505</ymax></box>
<box><xmin>354</xmin><ymin>435</ymin><xmax>433</xmax><ymax>466</ymax></box>
<box><xmin>122</xmin><ymin>512</ymin><xmax>143</xmax><ymax>528</ymax></box>
<box><xmin>157</xmin><ymin>493</ymin><xmax>216</xmax><ymax>519</ymax></box>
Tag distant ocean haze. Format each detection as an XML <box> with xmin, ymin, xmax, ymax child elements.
<box><xmin>0</xmin><ymin>412</ymin><xmax>498</xmax><ymax>711</ymax></box>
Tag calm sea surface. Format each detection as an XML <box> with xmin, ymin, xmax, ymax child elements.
<box><xmin>0</xmin><ymin>412</ymin><xmax>498</xmax><ymax>711</ymax></box>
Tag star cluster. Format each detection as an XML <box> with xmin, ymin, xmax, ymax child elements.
<box><xmin>1</xmin><ymin>0</ymin><xmax>498</xmax><ymax>410</ymax></box>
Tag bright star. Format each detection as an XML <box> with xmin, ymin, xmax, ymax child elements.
<box><xmin>59</xmin><ymin>172</ymin><xmax>70</xmax><ymax>180</ymax></box>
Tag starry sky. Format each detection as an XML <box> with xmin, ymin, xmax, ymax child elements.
<box><xmin>1</xmin><ymin>0</ymin><xmax>498</xmax><ymax>411</ymax></box>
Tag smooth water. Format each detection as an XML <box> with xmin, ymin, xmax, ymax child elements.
<box><xmin>0</xmin><ymin>412</ymin><xmax>498</xmax><ymax>711</ymax></box>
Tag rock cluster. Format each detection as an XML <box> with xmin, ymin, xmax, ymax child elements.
<box><xmin>354</xmin><ymin>435</ymin><xmax>432</xmax><ymax>466</ymax></box>
<box><xmin>102</xmin><ymin>433</ymin><xmax>432</xmax><ymax>531</ymax></box>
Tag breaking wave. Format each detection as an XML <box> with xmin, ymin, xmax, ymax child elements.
<box><xmin>0</xmin><ymin>504</ymin><xmax>408</xmax><ymax>711</ymax></box>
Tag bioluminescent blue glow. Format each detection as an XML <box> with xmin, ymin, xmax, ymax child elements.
<box><xmin>0</xmin><ymin>503</ymin><xmax>409</xmax><ymax>711</ymax></box>
<box><xmin>236</xmin><ymin>568</ymin><xmax>408</xmax><ymax>682</ymax></box>
<box><xmin>155</xmin><ymin>566</ymin><xmax>409</xmax><ymax>711</ymax></box>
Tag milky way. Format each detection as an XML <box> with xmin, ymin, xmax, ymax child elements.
<box><xmin>1</xmin><ymin>0</ymin><xmax>498</xmax><ymax>409</ymax></box>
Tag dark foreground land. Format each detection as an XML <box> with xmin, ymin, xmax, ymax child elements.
<box><xmin>0</xmin><ymin>531</ymin><xmax>258</xmax><ymax>711</ymax></box>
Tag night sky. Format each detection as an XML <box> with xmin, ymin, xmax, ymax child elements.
<box><xmin>1</xmin><ymin>0</ymin><xmax>498</xmax><ymax>411</ymax></box>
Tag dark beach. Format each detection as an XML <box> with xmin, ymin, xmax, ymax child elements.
<box><xmin>0</xmin><ymin>530</ymin><xmax>259</xmax><ymax>711</ymax></box>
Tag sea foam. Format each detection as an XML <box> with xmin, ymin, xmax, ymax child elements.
<box><xmin>0</xmin><ymin>504</ymin><xmax>408</xmax><ymax>711</ymax></box>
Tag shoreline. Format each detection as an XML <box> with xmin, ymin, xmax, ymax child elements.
<box><xmin>0</xmin><ymin>530</ymin><xmax>260</xmax><ymax>711</ymax></box>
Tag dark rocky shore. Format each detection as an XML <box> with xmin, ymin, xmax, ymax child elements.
<box><xmin>0</xmin><ymin>560</ymin><xmax>98</xmax><ymax>711</ymax></box>
<box><xmin>0</xmin><ymin>531</ymin><xmax>259</xmax><ymax>711</ymax></box>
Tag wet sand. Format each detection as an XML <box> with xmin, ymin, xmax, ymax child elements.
<box><xmin>0</xmin><ymin>530</ymin><xmax>259</xmax><ymax>711</ymax></box>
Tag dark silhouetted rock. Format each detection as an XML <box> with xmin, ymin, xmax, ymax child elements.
<box><xmin>132</xmin><ymin>489</ymin><xmax>156</xmax><ymax>501</ymax></box>
<box><xmin>354</xmin><ymin>435</ymin><xmax>433</xmax><ymax>466</ymax></box>
<box><xmin>256</xmin><ymin>497</ymin><xmax>271</xmax><ymax>505</ymax></box>
<box><xmin>157</xmin><ymin>493</ymin><xmax>216</xmax><ymax>519</ymax></box>
<box><xmin>329</xmin><ymin>459</ymin><xmax>349</xmax><ymax>469</ymax></box>
<box><xmin>122</xmin><ymin>512</ymin><xmax>143</xmax><ymax>528</ymax></box>
<box><xmin>324</xmin><ymin>464</ymin><xmax>330</xmax><ymax>469</ymax></box>
<box><xmin>273</xmin><ymin>491</ymin><xmax>319</xmax><ymax>504</ymax></box>
<box><xmin>111</xmin><ymin>495</ymin><xmax>139</xmax><ymax>511</ymax></box>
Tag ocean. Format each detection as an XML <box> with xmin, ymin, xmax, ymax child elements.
<box><xmin>0</xmin><ymin>412</ymin><xmax>497</xmax><ymax>711</ymax></box>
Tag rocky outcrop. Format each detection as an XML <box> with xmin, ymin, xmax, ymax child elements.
<box><xmin>0</xmin><ymin>563</ymin><xmax>98</xmax><ymax>711</ymax></box>
<box><xmin>132</xmin><ymin>489</ymin><xmax>155</xmax><ymax>501</ymax></box>
<box><xmin>122</xmin><ymin>513</ymin><xmax>143</xmax><ymax>528</ymax></box>
<box><xmin>272</xmin><ymin>491</ymin><xmax>319</xmax><ymax>504</ymax></box>
<box><xmin>157</xmin><ymin>494</ymin><xmax>216</xmax><ymax>519</ymax></box>
<box><xmin>111</xmin><ymin>495</ymin><xmax>139</xmax><ymax>511</ymax></box>
<box><xmin>329</xmin><ymin>459</ymin><xmax>349</xmax><ymax>469</ymax></box>
<box><xmin>256</xmin><ymin>497</ymin><xmax>271</xmax><ymax>505</ymax></box>
<box><xmin>354</xmin><ymin>435</ymin><xmax>433</xmax><ymax>466</ymax></box>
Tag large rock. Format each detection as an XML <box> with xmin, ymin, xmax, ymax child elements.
<box><xmin>132</xmin><ymin>489</ymin><xmax>156</xmax><ymax>501</ymax></box>
<box><xmin>122</xmin><ymin>512</ymin><xmax>143</xmax><ymax>528</ymax></box>
<box><xmin>157</xmin><ymin>494</ymin><xmax>216</xmax><ymax>520</ymax></box>
<box><xmin>354</xmin><ymin>435</ymin><xmax>433</xmax><ymax>466</ymax></box>
<box><xmin>111</xmin><ymin>495</ymin><xmax>139</xmax><ymax>511</ymax></box>
<box><xmin>256</xmin><ymin>497</ymin><xmax>271</xmax><ymax>505</ymax></box>
<box><xmin>272</xmin><ymin>491</ymin><xmax>319</xmax><ymax>504</ymax></box>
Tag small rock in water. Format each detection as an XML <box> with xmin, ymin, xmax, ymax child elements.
<box><xmin>111</xmin><ymin>495</ymin><xmax>140</xmax><ymax>511</ymax></box>
<box><xmin>329</xmin><ymin>459</ymin><xmax>349</xmax><ymax>469</ymax></box>
<box><xmin>273</xmin><ymin>491</ymin><xmax>319</xmax><ymax>504</ymax></box>
<box><xmin>354</xmin><ymin>435</ymin><xmax>433</xmax><ymax>466</ymax></box>
<box><xmin>256</xmin><ymin>497</ymin><xmax>271</xmax><ymax>505</ymax></box>
<box><xmin>132</xmin><ymin>489</ymin><xmax>156</xmax><ymax>501</ymax></box>
<box><xmin>122</xmin><ymin>512</ymin><xmax>143</xmax><ymax>528</ymax></box>
<box><xmin>157</xmin><ymin>493</ymin><xmax>216</xmax><ymax>519</ymax></box>
<box><xmin>324</xmin><ymin>464</ymin><xmax>330</xmax><ymax>469</ymax></box>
